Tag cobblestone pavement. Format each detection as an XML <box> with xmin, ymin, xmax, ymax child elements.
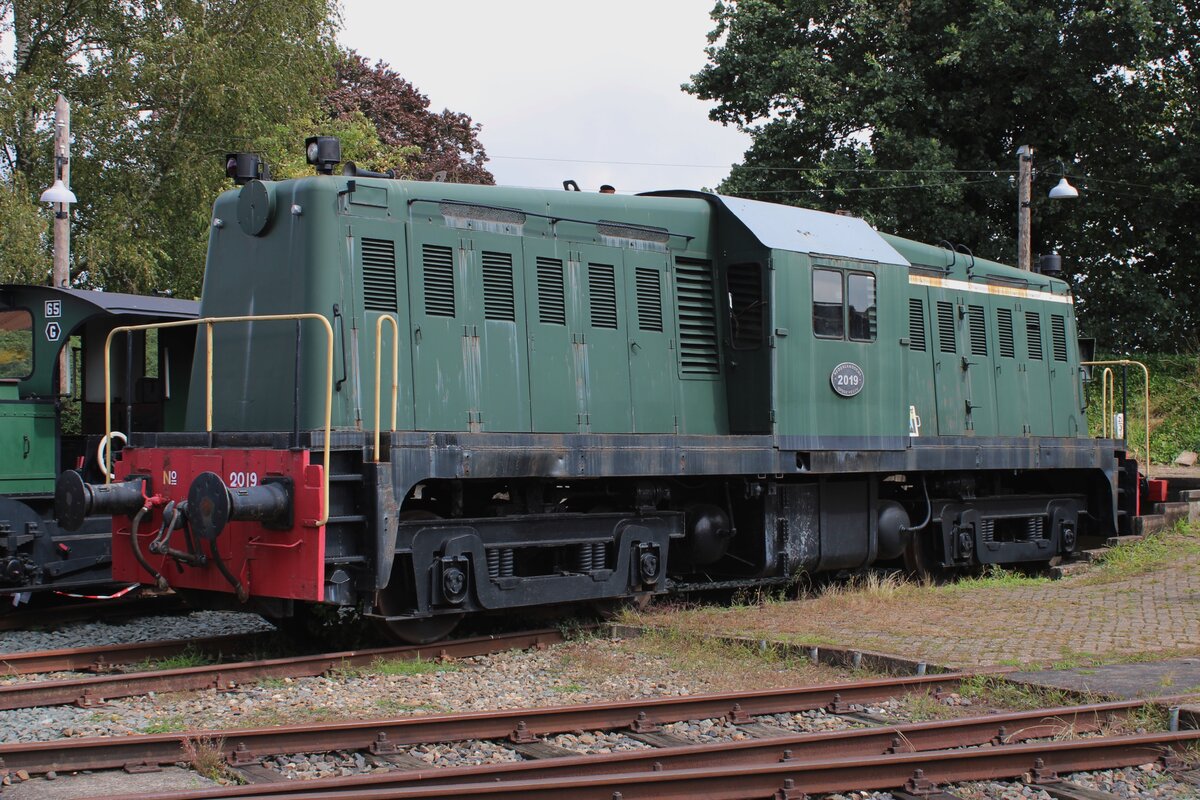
<box><xmin>635</xmin><ymin>544</ymin><xmax>1200</xmax><ymax>670</ymax></box>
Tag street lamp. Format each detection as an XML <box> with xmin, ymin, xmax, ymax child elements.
<box><xmin>40</xmin><ymin>175</ymin><xmax>76</xmax><ymax>207</ymax></box>
<box><xmin>1016</xmin><ymin>145</ymin><xmax>1080</xmax><ymax>271</ymax></box>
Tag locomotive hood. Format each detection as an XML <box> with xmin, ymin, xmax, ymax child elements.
<box><xmin>640</xmin><ymin>190</ymin><xmax>911</xmax><ymax>266</ymax></box>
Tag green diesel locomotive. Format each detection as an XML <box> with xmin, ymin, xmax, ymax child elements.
<box><xmin>57</xmin><ymin>139</ymin><xmax>1139</xmax><ymax>641</ymax></box>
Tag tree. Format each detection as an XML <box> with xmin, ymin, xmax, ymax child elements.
<box><xmin>686</xmin><ymin>0</ymin><xmax>1200</xmax><ymax>352</ymax></box>
<box><xmin>327</xmin><ymin>52</ymin><xmax>493</xmax><ymax>185</ymax></box>
<box><xmin>1</xmin><ymin>0</ymin><xmax>345</xmax><ymax>296</ymax></box>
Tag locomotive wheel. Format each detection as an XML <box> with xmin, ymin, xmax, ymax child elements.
<box><xmin>902</xmin><ymin>530</ymin><xmax>952</xmax><ymax>583</ymax></box>
<box><xmin>375</xmin><ymin>510</ymin><xmax>463</xmax><ymax>645</ymax></box>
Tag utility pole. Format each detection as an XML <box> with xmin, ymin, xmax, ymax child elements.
<box><xmin>1016</xmin><ymin>144</ymin><xmax>1032</xmax><ymax>271</ymax></box>
<box><xmin>52</xmin><ymin>95</ymin><xmax>71</xmax><ymax>395</ymax></box>
<box><xmin>51</xmin><ymin>94</ymin><xmax>71</xmax><ymax>289</ymax></box>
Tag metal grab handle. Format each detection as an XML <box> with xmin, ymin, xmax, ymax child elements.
<box><xmin>374</xmin><ymin>315</ymin><xmax>400</xmax><ymax>462</ymax></box>
<box><xmin>103</xmin><ymin>313</ymin><xmax>335</xmax><ymax>528</ymax></box>
<box><xmin>96</xmin><ymin>430</ymin><xmax>127</xmax><ymax>480</ymax></box>
<box><xmin>1082</xmin><ymin>359</ymin><xmax>1151</xmax><ymax>464</ymax></box>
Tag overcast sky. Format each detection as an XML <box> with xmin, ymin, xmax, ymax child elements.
<box><xmin>339</xmin><ymin>1</ymin><xmax>751</xmax><ymax>195</ymax></box>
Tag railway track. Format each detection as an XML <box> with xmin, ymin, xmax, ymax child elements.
<box><xmin>0</xmin><ymin>672</ymin><xmax>968</xmax><ymax>774</ymax></box>
<box><xmin>103</xmin><ymin>696</ymin><xmax>1185</xmax><ymax>799</ymax></box>
<box><xmin>0</xmin><ymin>629</ymin><xmax>565</xmax><ymax>711</ymax></box>
<box><xmin>4</xmin><ymin>642</ymin><xmax>1195</xmax><ymax>799</ymax></box>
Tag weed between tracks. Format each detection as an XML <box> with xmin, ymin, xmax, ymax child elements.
<box><xmin>1082</xmin><ymin>521</ymin><xmax>1200</xmax><ymax>583</ymax></box>
<box><xmin>333</xmin><ymin>656</ymin><xmax>461</xmax><ymax>679</ymax></box>
<box><xmin>129</xmin><ymin>647</ymin><xmax>216</xmax><ymax>672</ymax></box>
<box><xmin>181</xmin><ymin>735</ymin><xmax>242</xmax><ymax>784</ymax></box>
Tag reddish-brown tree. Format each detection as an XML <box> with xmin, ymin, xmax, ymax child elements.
<box><xmin>328</xmin><ymin>52</ymin><xmax>494</xmax><ymax>185</ymax></box>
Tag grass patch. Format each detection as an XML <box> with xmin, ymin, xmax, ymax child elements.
<box><xmin>370</xmin><ymin>657</ymin><xmax>460</xmax><ymax>677</ymax></box>
<box><xmin>551</xmin><ymin>682</ymin><xmax>586</xmax><ymax>694</ymax></box>
<box><xmin>335</xmin><ymin>657</ymin><xmax>461</xmax><ymax>679</ymax></box>
<box><xmin>958</xmin><ymin>674</ymin><xmax>1090</xmax><ymax>711</ymax></box>
<box><xmin>131</xmin><ymin>647</ymin><xmax>215</xmax><ymax>672</ymax></box>
<box><xmin>1083</xmin><ymin>522</ymin><xmax>1200</xmax><ymax>583</ymax></box>
<box><xmin>375</xmin><ymin>697</ymin><xmax>444</xmax><ymax>714</ymax></box>
<box><xmin>141</xmin><ymin>714</ymin><xmax>188</xmax><ymax>734</ymax></box>
<box><xmin>898</xmin><ymin>691</ymin><xmax>957</xmax><ymax>722</ymax></box>
<box><xmin>934</xmin><ymin>565</ymin><xmax>1051</xmax><ymax>593</ymax></box>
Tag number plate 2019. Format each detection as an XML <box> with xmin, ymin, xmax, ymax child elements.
<box><xmin>830</xmin><ymin>362</ymin><xmax>865</xmax><ymax>397</ymax></box>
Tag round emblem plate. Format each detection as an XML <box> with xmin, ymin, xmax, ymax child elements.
<box><xmin>830</xmin><ymin>362</ymin><xmax>865</xmax><ymax>397</ymax></box>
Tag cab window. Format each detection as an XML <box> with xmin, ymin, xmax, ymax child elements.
<box><xmin>0</xmin><ymin>309</ymin><xmax>33</xmax><ymax>379</ymax></box>
<box><xmin>847</xmin><ymin>273</ymin><xmax>877</xmax><ymax>342</ymax></box>
<box><xmin>812</xmin><ymin>269</ymin><xmax>844</xmax><ymax>338</ymax></box>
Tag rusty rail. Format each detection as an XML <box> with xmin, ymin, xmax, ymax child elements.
<box><xmin>110</xmin><ymin>698</ymin><xmax>1163</xmax><ymax>799</ymax></box>
<box><xmin>0</xmin><ymin>632</ymin><xmax>263</xmax><ymax>676</ymax></box>
<box><xmin>0</xmin><ymin>629</ymin><xmax>564</xmax><ymax>711</ymax></box>
<box><xmin>142</xmin><ymin>732</ymin><xmax>1199</xmax><ymax>800</ymax></box>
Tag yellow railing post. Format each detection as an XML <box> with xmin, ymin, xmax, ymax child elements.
<box><xmin>373</xmin><ymin>315</ymin><xmax>399</xmax><ymax>462</ymax></box>
<box><xmin>102</xmin><ymin>313</ymin><xmax>336</xmax><ymax>527</ymax></box>
<box><xmin>205</xmin><ymin>322</ymin><xmax>213</xmax><ymax>433</ymax></box>
<box><xmin>1100</xmin><ymin>367</ymin><xmax>1115</xmax><ymax>438</ymax></box>
<box><xmin>1082</xmin><ymin>359</ymin><xmax>1151</xmax><ymax>464</ymax></box>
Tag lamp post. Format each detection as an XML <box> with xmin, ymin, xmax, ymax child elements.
<box><xmin>1016</xmin><ymin>144</ymin><xmax>1079</xmax><ymax>271</ymax></box>
<box><xmin>40</xmin><ymin>95</ymin><xmax>75</xmax><ymax>289</ymax></box>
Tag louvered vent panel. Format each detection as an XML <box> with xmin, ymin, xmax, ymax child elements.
<box><xmin>635</xmin><ymin>268</ymin><xmax>663</xmax><ymax>332</ymax></box>
<box><xmin>936</xmin><ymin>301</ymin><xmax>956</xmax><ymax>353</ymax></box>
<box><xmin>997</xmin><ymin>308</ymin><xmax>1015</xmax><ymax>358</ymax></box>
<box><xmin>908</xmin><ymin>298</ymin><xmax>926</xmax><ymax>351</ymax></box>
<box><xmin>675</xmin><ymin>258</ymin><xmax>720</xmax><ymax>375</ymax></box>
<box><xmin>536</xmin><ymin>257</ymin><xmax>566</xmax><ymax>325</ymax></box>
<box><xmin>422</xmin><ymin>244</ymin><xmax>455</xmax><ymax>318</ymax></box>
<box><xmin>481</xmin><ymin>251</ymin><xmax>515</xmax><ymax>322</ymax></box>
<box><xmin>1051</xmin><ymin>314</ymin><xmax>1068</xmax><ymax>362</ymax></box>
<box><xmin>727</xmin><ymin>263</ymin><xmax>764</xmax><ymax>348</ymax></box>
<box><xmin>361</xmin><ymin>238</ymin><xmax>398</xmax><ymax>312</ymax></box>
<box><xmin>1026</xmin><ymin>312</ymin><xmax>1044</xmax><ymax>360</ymax></box>
<box><xmin>967</xmin><ymin>305</ymin><xmax>988</xmax><ymax>356</ymax></box>
<box><xmin>588</xmin><ymin>264</ymin><xmax>618</xmax><ymax>329</ymax></box>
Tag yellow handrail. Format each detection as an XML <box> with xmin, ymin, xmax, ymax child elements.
<box><xmin>1082</xmin><ymin>359</ymin><xmax>1151</xmax><ymax>465</ymax></box>
<box><xmin>1099</xmin><ymin>367</ymin><xmax>1115</xmax><ymax>438</ymax></box>
<box><xmin>103</xmin><ymin>313</ymin><xmax>335</xmax><ymax>527</ymax></box>
<box><xmin>373</xmin><ymin>314</ymin><xmax>399</xmax><ymax>462</ymax></box>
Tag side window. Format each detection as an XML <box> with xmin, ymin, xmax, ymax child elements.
<box><xmin>812</xmin><ymin>269</ymin><xmax>844</xmax><ymax>339</ymax></box>
<box><xmin>727</xmin><ymin>262</ymin><xmax>765</xmax><ymax>350</ymax></box>
<box><xmin>847</xmin><ymin>273</ymin><xmax>876</xmax><ymax>342</ymax></box>
<box><xmin>0</xmin><ymin>309</ymin><xmax>33</xmax><ymax>380</ymax></box>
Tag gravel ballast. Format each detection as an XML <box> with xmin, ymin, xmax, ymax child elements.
<box><xmin>0</xmin><ymin>610</ymin><xmax>272</xmax><ymax>655</ymax></box>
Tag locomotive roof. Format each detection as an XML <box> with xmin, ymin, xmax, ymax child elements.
<box><xmin>0</xmin><ymin>285</ymin><xmax>199</xmax><ymax>319</ymax></box>
<box><xmin>644</xmin><ymin>190</ymin><xmax>910</xmax><ymax>266</ymax></box>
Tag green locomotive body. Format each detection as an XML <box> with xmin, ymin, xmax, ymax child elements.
<box><xmin>61</xmin><ymin>155</ymin><xmax>1132</xmax><ymax>641</ymax></box>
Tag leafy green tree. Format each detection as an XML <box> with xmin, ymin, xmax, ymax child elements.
<box><xmin>2</xmin><ymin>0</ymin><xmax>344</xmax><ymax>296</ymax></box>
<box><xmin>687</xmin><ymin>0</ymin><xmax>1200</xmax><ymax>352</ymax></box>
